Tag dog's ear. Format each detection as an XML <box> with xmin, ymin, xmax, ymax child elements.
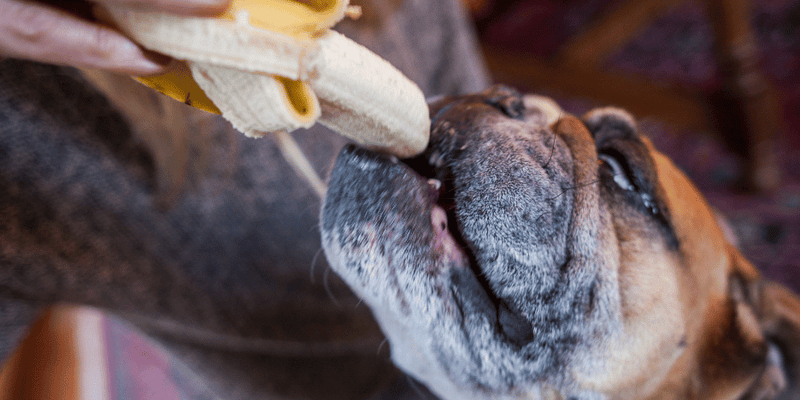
<box><xmin>714</xmin><ymin>251</ymin><xmax>800</xmax><ymax>400</ymax></box>
<box><xmin>693</xmin><ymin>260</ymin><xmax>779</xmax><ymax>399</ymax></box>
<box><xmin>758</xmin><ymin>278</ymin><xmax>800</xmax><ymax>399</ymax></box>
<box><xmin>691</xmin><ymin>250</ymin><xmax>795</xmax><ymax>400</ymax></box>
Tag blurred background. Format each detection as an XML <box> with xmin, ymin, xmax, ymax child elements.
<box><xmin>1</xmin><ymin>1</ymin><xmax>798</xmax><ymax>399</ymax></box>
<box><xmin>468</xmin><ymin>0</ymin><xmax>800</xmax><ymax>293</ymax></box>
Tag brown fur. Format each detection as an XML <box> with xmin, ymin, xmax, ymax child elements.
<box><xmin>573</xmin><ymin>115</ymin><xmax>798</xmax><ymax>399</ymax></box>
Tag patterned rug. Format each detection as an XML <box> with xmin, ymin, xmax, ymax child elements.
<box><xmin>477</xmin><ymin>0</ymin><xmax>800</xmax><ymax>292</ymax></box>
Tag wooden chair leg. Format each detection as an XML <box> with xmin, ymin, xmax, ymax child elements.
<box><xmin>482</xmin><ymin>45</ymin><xmax>711</xmax><ymax>131</ymax></box>
<box><xmin>558</xmin><ymin>0</ymin><xmax>687</xmax><ymax>67</ymax></box>
<box><xmin>704</xmin><ymin>0</ymin><xmax>781</xmax><ymax>191</ymax></box>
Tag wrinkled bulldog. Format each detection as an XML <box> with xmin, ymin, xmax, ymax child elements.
<box><xmin>321</xmin><ymin>86</ymin><xmax>800</xmax><ymax>400</ymax></box>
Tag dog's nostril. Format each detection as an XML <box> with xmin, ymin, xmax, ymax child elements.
<box><xmin>498</xmin><ymin>302</ymin><xmax>534</xmax><ymax>346</ymax></box>
<box><xmin>485</xmin><ymin>96</ymin><xmax>525</xmax><ymax>119</ymax></box>
<box><xmin>483</xmin><ymin>85</ymin><xmax>525</xmax><ymax>119</ymax></box>
<box><xmin>431</xmin><ymin>207</ymin><xmax>448</xmax><ymax>232</ymax></box>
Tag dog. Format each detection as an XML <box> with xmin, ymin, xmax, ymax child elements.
<box><xmin>320</xmin><ymin>85</ymin><xmax>800</xmax><ymax>400</ymax></box>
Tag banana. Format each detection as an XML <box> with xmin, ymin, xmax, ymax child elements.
<box><xmin>106</xmin><ymin>0</ymin><xmax>337</xmax><ymax>79</ymax></box>
<box><xmin>189</xmin><ymin>62</ymin><xmax>320</xmax><ymax>137</ymax></box>
<box><xmin>312</xmin><ymin>31</ymin><xmax>429</xmax><ymax>157</ymax></box>
<box><xmin>134</xmin><ymin>61</ymin><xmax>221</xmax><ymax>114</ymax></box>
<box><xmin>103</xmin><ymin>0</ymin><xmax>430</xmax><ymax>157</ymax></box>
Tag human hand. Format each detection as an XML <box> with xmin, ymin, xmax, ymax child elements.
<box><xmin>0</xmin><ymin>0</ymin><xmax>231</xmax><ymax>75</ymax></box>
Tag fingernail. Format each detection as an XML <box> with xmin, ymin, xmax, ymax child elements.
<box><xmin>123</xmin><ymin>45</ymin><xmax>171</xmax><ymax>75</ymax></box>
<box><xmin>187</xmin><ymin>0</ymin><xmax>229</xmax><ymax>5</ymax></box>
<box><xmin>171</xmin><ymin>0</ymin><xmax>231</xmax><ymax>14</ymax></box>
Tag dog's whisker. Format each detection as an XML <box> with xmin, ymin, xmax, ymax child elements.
<box><xmin>542</xmin><ymin>109</ymin><xmax>565</xmax><ymax>170</ymax></box>
<box><xmin>542</xmin><ymin>127</ymin><xmax>558</xmax><ymax>169</ymax></box>
<box><xmin>309</xmin><ymin>247</ymin><xmax>325</xmax><ymax>284</ymax></box>
<box><xmin>546</xmin><ymin>179</ymin><xmax>601</xmax><ymax>201</ymax></box>
<box><xmin>323</xmin><ymin>267</ymin><xmax>342</xmax><ymax>308</ymax></box>
<box><xmin>376</xmin><ymin>337</ymin><xmax>389</xmax><ymax>356</ymax></box>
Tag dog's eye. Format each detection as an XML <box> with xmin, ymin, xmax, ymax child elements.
<box><xmin>598</xmin><ymin>150</ymin><xmax>634</xmax><ymax>191</ymax></box>
<box><xmin>598</xmin><ymin>149</ymin><xmax>659</xmax><ymax>215</ymax></box>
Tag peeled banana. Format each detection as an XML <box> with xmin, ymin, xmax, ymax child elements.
<box><xmin>189</xmin><ymin>62</ymin><xmax>321</xmax><ymax>136</ymax></box>
<box><xmin>103</xmin><ymin>0</ymin><xmax>430</xmax><ymax>157</ymax></box>
<box><xmin>312</xmin><ymin>31</ymin><xmax>429</xmax><ymax>158</ymax></box>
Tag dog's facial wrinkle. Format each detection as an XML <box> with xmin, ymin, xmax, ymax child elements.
<box><xmin>419</xmin><ymin>97</ymin><xmax>606</xmax><ymax>367</ymax></box>
<box><xmin>482</xmin><ymin>85</ymin><xmax>526</xmax><ymax>120</ymax></box>
<box><xmin>404</xmin><ymin>134</ymin><xmax>535</xmax><ymax>347</ymax></box>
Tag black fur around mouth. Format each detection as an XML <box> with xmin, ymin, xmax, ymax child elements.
<box><xmin>402</xmin><ymin>143</ymin><xmax>535</xmax><ymax>346</ymax></box>
<box><xmin>324</xmin><ymin>141</ymin><xmax>535</xmax><ymax>347</ymax></box>
<box><xmin>324</xmin><ymin>86</ymin><xmax>580</xmax><ymax>352</ymax></box>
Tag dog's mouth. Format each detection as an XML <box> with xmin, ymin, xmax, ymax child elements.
<box><xmin>324</xmin><ymin>142</ymin><xmax>534</xmax><ymax>347</ymax></box>
<box><xmin>408</xmin><ymin>122</ymin><xmax>537</xmax><ymax>330</ymax></box>
<box><xmin>322</xmin><ymin>87</ymin><xmax>580</xmax><ymax>349</ymax></box>
<box><xmin>406</xmin><ymin>143</ymin><xmax>540</xmax><ymax>345</ymax></box>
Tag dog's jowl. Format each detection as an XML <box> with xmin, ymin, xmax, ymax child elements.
<box><xmin>321</xmin><ymin>86</ymin><xmax>800</xmax><ymax>400</ymax></box>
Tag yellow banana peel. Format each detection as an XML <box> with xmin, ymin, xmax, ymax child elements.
<box><xmin>219</xmin><ymin>0</ymin><xmax>346</xmax><ymax>39</ymax></box>
<box><xmin>134</xmin><ymin>61</ymin><xmax>221</xmax><ymax>114</ymax></box>
<box><xmin>188</xmin><ymin>62</ymin><xmax>321</xmax><ymax>136</ymax></box>
<box><xmin>104</xmin><ymin>0</ymin><xmax>430</xmax><ymax>157</ymax></box>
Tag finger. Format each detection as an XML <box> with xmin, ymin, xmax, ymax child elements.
<box><xmin>92</xmin><ymin>0</ymin><xmax>231</xmax><ymax>17</ymax></box>
<box><xmin>0</xmin><ymin>0</ymin><xmax>171</xmax><ymax>75</ymax></box>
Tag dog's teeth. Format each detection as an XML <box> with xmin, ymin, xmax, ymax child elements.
<box><xmin>428</xmin><ymin>151</ymin><xmax>443</xmax><ymax>168</ymax></box>
<box><xmin>388</xmin><ymin>155</ymin><xmax>399</xmax><ymax>164</ymax></box>
<box><xmin>428</xmin><ymin>179</ymin><xmax>442</xmax><ymax>190</ymax></box>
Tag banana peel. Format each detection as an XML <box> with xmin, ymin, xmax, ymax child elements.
<box><xmin>135</xmin><ymin>61</ymin><xmax>221</xmax><ymax>114</ymax></box>
<box><xmin>103</xmin><ymin>0</ymin><xmax>430</xmax><ymax>157</ymax></box>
